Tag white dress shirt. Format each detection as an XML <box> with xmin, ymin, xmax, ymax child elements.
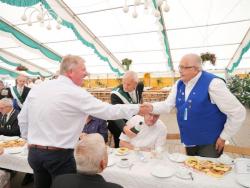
<box><xmin>18</xmin><ymin>76</ymin><xmax>139</xmax><ymax>149</ymax></box>
<box><xmin>120</xmin><ymin>115</ymin><xmax>167</xmax><ymax>149</ymax></box>
<box><xmin>152</xmin><ymin>72</ymin><xmax>246</xmax><ymax>141</ymax></box>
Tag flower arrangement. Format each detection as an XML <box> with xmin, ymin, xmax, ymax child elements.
<box><xmin>16</xmin><ymin>65</ymin><xmax>28</xmax><ymax>71</ymax></box>
<box><xmin>200</xmin><ymin>52</ymin><xmax>216</xmax><ymax>65</ymax></box>
<box><xmin>122</xmin><ymin>58</ymin><xmax>132</xmax><ymax>70</ymax></box>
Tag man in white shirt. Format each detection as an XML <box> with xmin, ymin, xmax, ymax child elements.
<box><xmin>119</xmin><ymin>114</ymin><xmax>167</xmax><ymax>151</ymax></box>
<box><xmin>149</xmin><ymin>53</ymin><xmax>246</xmax><ymax>158</ymax></box>
<box><xmin>18</xmin><ymin>55</ymin><xmax>152</xmax><ymax>188</ymax></box>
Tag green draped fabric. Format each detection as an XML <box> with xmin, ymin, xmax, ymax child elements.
<box><xmin>0</xmin><ymin>0</ymin><xmax>40</xmax><ymax>7</ymax></box>
<box><xmin>227</xmin><ymin>41</ymin><xmax>250</xmax><ymax>73</ymax></box>
<box><xmin>0</xmin><ymin>20</ymin><xmax>61</xmax><ymax>62</ymax></box>
<box><xmin>152</xmin><ymin>0</ymin><xmax>173</xmax><ymax>70</ymax></box>
<box><xmin>0</xmin><ymin>55</ymin><xmax>47</xmax><ymax>77</ymax></box>
<box><xmin>0</xmin><ymin>68</ymin><xmax>19</xmax><ymax>78</ymax></box>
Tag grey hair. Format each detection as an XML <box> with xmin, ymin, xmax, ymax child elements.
<box><xmin>16</xmin><ymin>75</ymin><xmax>28</xmax><ymax>81</ymax></box>
<box><xmin>59</xmin><ymin>55</ymin><xmax>85</xmax><ymax>75</ymax></box>
<box><xmin>74</xmin><ymin>133</ymin><xmax>106</xmax><ymax>175</ymax></box>
<box><xmin>0</xmin><ymin>98</ymin><xmax>13</xmax><ymax>107</ymax></box>
<box><xmin>183</xmin><ymin>53</ymin><xmax>203</xmax><ymax>71</ymax></box>
<box><xmin>123</xmin><ymin>71</ymin><xmax>139</xmax><ymax>83</ymax></box>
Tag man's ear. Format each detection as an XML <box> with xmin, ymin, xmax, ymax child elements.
<box><xmin>99</xmin><ymin>159</ymin><xmax>105</xmax><ymax>172</ymax></box>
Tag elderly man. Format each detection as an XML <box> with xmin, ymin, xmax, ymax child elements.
<box><xmin>149</xmin><ymin>53</ymin><xmax>246</xmax><ymax>158</ymax></box>
<box><xmin>8</xmin><ymin>75</ymin><xmax>30</xmax><ymax>110</ymax></box>
<box><xmin>108</xmin><ymin>71</ymin><xmax>144</xmax><ymax>147</ymax></box>
<box><xmin>119</xmin><ymin>114</ymin><xmax>167</xmax><ymax>151</ymax></box>
<box><xmin>0</xmin><ymin>98</ymin><xmax>20</xmax><ymax>136</ymax></box>
<box><xmin>18</xmin><ymin>55</ymin><xmax>152</xmax><ymax>188</ymax></box>
<box><xmin>51</xmin><ymin>134</ymin><xmax>122</xmax><ymax>188</ymax></box>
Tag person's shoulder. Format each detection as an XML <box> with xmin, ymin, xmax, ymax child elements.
<box><xmin>105</xmin><ymin>182</ymin><xmax>123</xmax><ymax>188</ymax></box>
<box><xmin>155</xmin><ymin>120</ymin><xmax>167</xmax><ymax>131</ymax></box>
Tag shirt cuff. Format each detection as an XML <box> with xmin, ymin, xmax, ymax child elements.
<box><xmin>220</xmin><ymin>131</ymin><xmax>230</xmax><ymax>141</ymax></box>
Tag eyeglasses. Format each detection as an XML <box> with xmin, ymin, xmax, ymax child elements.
<box><xmin>178</xmin><ymin>65</ymin><xmax>196</xmax><ymax>70</ymax></box>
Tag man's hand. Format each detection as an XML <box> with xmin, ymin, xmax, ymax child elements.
<box><xmin>123</xmin><ymin>125</ymin><xmax>136</xmax><ymax>138</ymax></box>
<box><xmin>215</xmin><ymin>137</ymin><xmax>225</xmax><ymax>153</ymax></box>
<box><xmin>139</xmin><ymin>102</ymin><xmax>153</xmax><ymax>116</ymax></box>
<box><xmin>79</xmin><ymin>133</ymin><xmax>87</xmax><ymax>140</ymax></box>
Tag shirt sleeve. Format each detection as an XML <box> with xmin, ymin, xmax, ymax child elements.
<box><xmin>119</xmin><ymin>132</ymin><xmax>131</xmax><ymax>142</ymax></box>
<box><xmin>152</xmin><ymin>81</ymin><xmax>178</xmax><ymax>114</ymax></box>
<box><xmin>78</xmin><ymin>90</ymin><xmax>139</xmax><ymax>121</ymax></box>
<box><xmin>18</xmin><ymin>97</ymin><xmax>29</xmax><ymax>140</ymax></box>
<box><xmin>209</xmin><ymin>78</ymin><xmax>246</xmax><ymax>140</ymax></box>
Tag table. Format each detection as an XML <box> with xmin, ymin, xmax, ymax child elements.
<box><xmin>0</xmin><ymin>148</ymin><xmax>246</xmax><ymax>188</ymax></box>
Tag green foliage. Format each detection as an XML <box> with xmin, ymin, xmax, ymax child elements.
<box><xmin>227</xmin><ymin>75</ymin><xmax>250</xmax><ymax>108</ymax></box>
<box><xmin>200</xmin><ymin>52</ymin><xmax>216</xmax><ymax>65</ymax></box>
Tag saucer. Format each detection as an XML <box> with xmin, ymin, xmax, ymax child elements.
<box><xmin>116</xmin><ymin>162</ymin><xmax>132</xmax><ymax>168</ymax></box>
<box><xmin>168</xmin><ymin>153</ymin><xmax>187</xmax><ymax>163</ymax></box>
<box><xmin>217</xmin><ymin>154</ymin><xmax>234</xmax><ymax>165</ymax></box>
<box><xmin>175</xmin><ymin>168</ymin><xmax>192</xmax><ymax>180</ymax></box>
<box><xmin>4</xmin><ymin>147</ymin><xmax>23</xmax><ymax>154</ymax></box>
<box><xmin>151</xmin><ymin>166</ymin><xmax>175</xmax><ymax>178</ymax></box>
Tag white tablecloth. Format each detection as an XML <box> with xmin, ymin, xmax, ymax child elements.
<box><xmin>0</xmin><ymin>149</ymin><xmax>247</xmax><ymax>188</ymax></box>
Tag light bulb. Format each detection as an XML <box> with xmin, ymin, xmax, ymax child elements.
<box><xmin>132</xmin><ymin>7</ymin><xmax>138</xmax><ymax>18</ymax></box>
<box><xmin>154</xmin><ymin>10</ymin><xmax>160</xmax><ymax>17</ymax></box>
<box><xmin>134</xmin><ymin>0</ymin><xmax>141</xmax><ymax>6</ymax></box>
<box><xmin>123</xmin><ymin>5</ymin><xmax>129</xmax><ymax>13</ymax></box>
<box><xmin>157</xmin><ymin>0</ymin><xmax>163</xmax><ymax>7</ymax></box>
<box><xmin>27</xmin><ymin>19</ymin><xmax>32</xmax><ymax>26</ymax></box>
<box><xmin>47</xmin><ymin>23</ymin><xmax>52</xmax><ymax>30</ymax></box>
<box><xmin>21</xmin><ymin>14</ymin><xmax>27</xmax><ymax>21</ymax></box>
<box><xmin>162</xmin><ymin>2</ymin><xmax>170</xmax><ymax>12</ymax></box>
<box><xmin>56</xmin><ymin>24</ymin><xmax>61</xmax><ymax>30</ymax></box>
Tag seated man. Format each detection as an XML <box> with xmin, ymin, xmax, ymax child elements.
<box><xmin>0</xmin><ymin>98</ymin><xmax>20</xmax><ymax>136</ymax></box>
<box><xmin>119</xmin><ymin>114</ymin><xmax>167</xmax><ymax>151</ymax></box>
<box><xmin>52</xmin><ymin>134</ymin><xmax>123</xmax><ymax>188</ymax></box>
<box><xmin>83</xmin><ymin>115</ymin><xmax>108</xmax><ymax>142</ymax></box>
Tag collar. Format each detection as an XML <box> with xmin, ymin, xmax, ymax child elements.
<box><xmin>6</xmin><ymin>108</ymin><xmax>15</xmax><ymax>120</ymax></box>
<box><xmin>58</xmin><ymin>75</ymin><xmax>76</xmax><ymax>86</ymax></box>
<box><xmin>78</xmin><ymin>173</ymin><xmax>105</xmax><ymax>182</ymax></box>
<box><xmin>184</xmin><ymin>71</ymin><xmax>202</xmax><ymax>87</ymax></box>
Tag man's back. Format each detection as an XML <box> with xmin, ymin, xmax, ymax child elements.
<box><xmin>52</xmin><ymin>174</ymin><xmax>123</xmax><ymax>188</ymax></box>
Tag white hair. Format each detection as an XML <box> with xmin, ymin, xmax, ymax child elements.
<box><xmin>123</xmin><ymin>71</ymin><xmax>139</xmax><ymax>83</ymax></box>
<box><xmin>182</xmin><ymin>53</ymin><xmax>202</xmax><ymax>71</ymax></box>
<box><xmin>60</xmin><ymin>55</ymin><xmax>85</xmax><ymax>75</ymax></box>
<box><xmin>0</xmin><ymin>98</ymin><xmax>13</xmax><ymax>107</ymax></box>
<box><xmin>74</xmin><ymin>133</ymin><xmax>106</xmax><ymax>175</ymax></box>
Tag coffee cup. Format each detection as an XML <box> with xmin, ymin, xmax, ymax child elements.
<box><xmin>120</xmin><ymin>158</ymin><xmax>129</xmax><ymax>166</ymax></box>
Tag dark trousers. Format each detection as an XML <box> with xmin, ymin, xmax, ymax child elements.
<box><xmin>185</xmin><ymin>143</ymin><xmax>223</xmax><ymax>158</ymax></box>
<box><xmin>108</xmin><ymin>123</ymin><xmax>121</xmax><ymax>148</ymax></box>
<box><xmin>28</xmin><ymin>147</ymin><xmax>76</xmax><ymax>188</ymax></box>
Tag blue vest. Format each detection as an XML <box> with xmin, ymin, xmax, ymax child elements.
<box><xmin>176</xmin><ymin>71</ymin><xmax>226</xmax><ymax>145</ymax></box>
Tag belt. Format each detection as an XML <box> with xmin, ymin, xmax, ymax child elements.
<box><xmin>28</xmin><ymin>144</ymin><xmax>66</xmax><ymax>151</ymax></box>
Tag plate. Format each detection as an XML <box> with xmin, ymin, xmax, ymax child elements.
<box><xmin>4</xmin><ymin>147</ymin><xmax>23</xmax><ymax>154</ymax></box>
<box><xmin>3</xmin><ymin>136</ymin><xmax>20</xmax><ymax>141</ymax></box>
<box><xmin>151</xmin><ymin>167</ymin><xmax>175</xmax><ymax>178</ymax></box>
<box><xmin>236</xmin><ymin>174</ymin><xmax>250</xmax><ymax>188</ymax></box>
<box><xmin>217</xmin><ymin>154</ymin><xmax>234</xmax><ymax>165</ymax></box>
<box><xmin>115</xmin><ymin>149</ymin><xmax>129</xmax><ymax>156</ymax></box>
<box><xmin>169</xmin><ymin>153</ymin><xmax>187</xmax><ymax>163</ymax></box>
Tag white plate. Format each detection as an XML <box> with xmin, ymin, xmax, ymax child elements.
<box><xmin>151</xmin><ymin>167</ymin><xmax>175</xmax><ymax>178</ymax></box>
<box><xmin>116</xmin><ymin>162</ymin><xmax>132</xmax><ymax>168</ymax></box>
<box><xmin>115</xmin><ymin>150</ymin><xmax>129</xmax><ymax>156</ymax></box>
<box><xmin>217</xmin><ymin>154</ymin><xmax>234</xmax><ymax>165</ymax></box>
<box><xmin>3</xmin><ymin>136</ymin><xmax>20</xmax><ymax>141</ymax></box>
<box><xmin>236</xmin><ymin>174</ymin><xmax>250</xmax><ymax>188</ymax></box>
<box><xmin>4</xmin><ymin>147</ymin><xmax>23</xmax><ymax>154</ymax></box>
<box><xmin>107</xmin><ymin>157</ymin><xmax>116</xmax><ymax>167</ymax></box>
<box><xmin>168</xmin><ymin>153</ymin><xmax>187</xmax><ymax>163</ymax></box>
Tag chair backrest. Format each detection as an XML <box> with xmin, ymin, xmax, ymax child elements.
<box><xmin>166</xmin><ymin>133</ymin><xmax>250</xmax><ymax>156</ymax></box>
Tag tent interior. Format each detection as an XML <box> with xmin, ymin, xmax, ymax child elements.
<box><xmin>0</xmin><ymin>0</ymin><xmax>250</xmax><ymax>86</ymax></box>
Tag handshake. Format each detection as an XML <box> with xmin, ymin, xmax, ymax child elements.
<box><xmin>138</xmin><ymin>102</ymin><xmax>154</xmax><ymax>116</ymax></box>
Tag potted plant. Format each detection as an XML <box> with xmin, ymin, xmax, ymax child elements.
<box><xmin>122</xmin><ymin>58</ymin><xmax>132</xmax><ymax>70</ymax></box>
<box><xmin>200</xmin><ymin>52</ymin><xmax>216</xmax><ymax>65</ymax></box>
<box><xmin>16</xmin><ymin>65</ymin><xmax>28</xmax><ymax>71</ymax></box>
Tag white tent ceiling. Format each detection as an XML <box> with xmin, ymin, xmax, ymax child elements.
<box><xmin>0</xmin><ymin>0</ymin><xmax>250</xmax><ymax>78</ymax></box>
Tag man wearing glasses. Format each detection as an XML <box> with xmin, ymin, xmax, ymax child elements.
<box><xmin>149</xmin><ymin>53</ymin><xmax>246</xmax><ymax>158</ymax></box>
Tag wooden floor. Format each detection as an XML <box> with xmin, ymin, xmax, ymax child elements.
<box><xmin>10</xmin><ymin>108</ymin><xmax>250</xmax><ymax>188</ymax></box>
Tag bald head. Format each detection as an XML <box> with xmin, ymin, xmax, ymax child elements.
<box><xmin>180</xmin><ymin>54</ymin><xmax>202</xmax><ymax>71</ymax></box>
<box><xmin>122</xmin><ymin>71</ymin><xmax>138</xmax><ymax>92</ymax></box>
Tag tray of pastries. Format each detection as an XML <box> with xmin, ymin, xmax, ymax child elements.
<box><xmin>0</xmin><ymin>138</ymin><xmax>26</xmax><ymax>148</ymax></box>
<box><xmin>184</xmin><ymin>157</ymin><xmax>232</xmax><ymax>178</ymax></box>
